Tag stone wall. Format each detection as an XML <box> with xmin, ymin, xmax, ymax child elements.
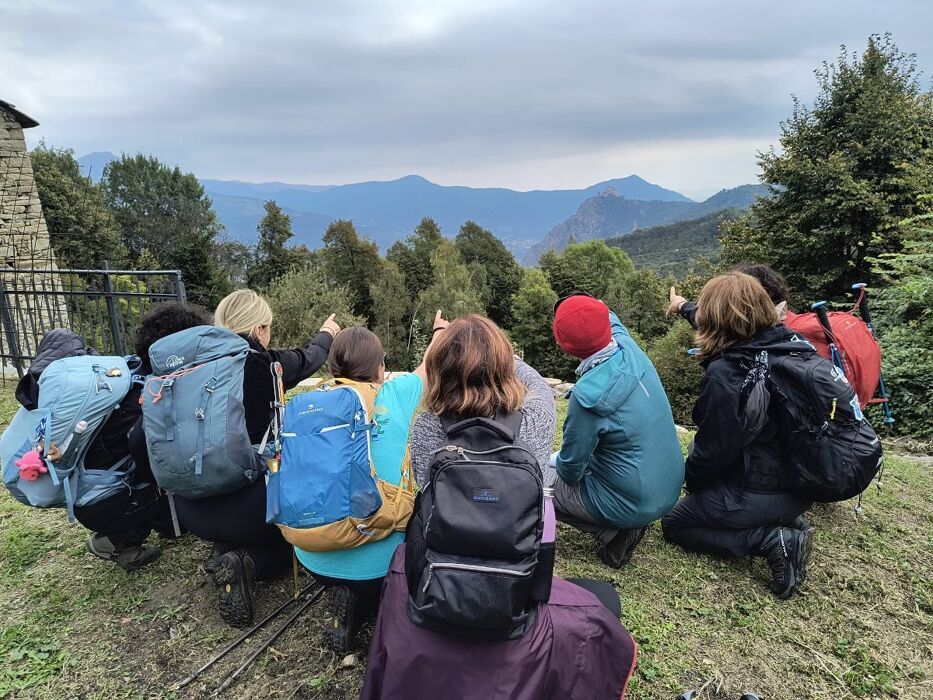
<box><xmin>0</xmin><ymin>108</ymin><xmax>56</xmax><ymax>268</ymax></box>
<box><xmin>0</xmin><ymin>105</ymin><xmax>69</xmax><ymax>374</ymax></box>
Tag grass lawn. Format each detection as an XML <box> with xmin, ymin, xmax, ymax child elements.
<box><xmin>0</xmin><ymin>391</ymin><xmax>931</xmax><ymax>699</ymax></box>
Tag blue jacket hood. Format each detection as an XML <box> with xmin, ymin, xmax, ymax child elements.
<box><xmin>572</xmin><ymin>342</ymin><xmax>647</xmax><ymax>417</ymax></box>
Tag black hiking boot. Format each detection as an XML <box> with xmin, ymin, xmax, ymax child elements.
<box><xmin>86</xmin><ymin>534</ymin><xmax>161</xmax><ymax>572</ymax></box>
<box><xmin>790</xmin><ymin>515</ymin><xmax>811</xmax><ymax>531</ymax></box>
<box><xmin>759</xmin><ymin>526</ymin><xmax>813</xmax><ymax>599</ymax></box>
<box><xmin>324</xmin><ymin>585</ymin><xmax>367</xmax><ymax>654</ymax></box>
<box><xmin>212</xmin><ymin>550</ymin><xmax>256</xmax><ymax>628</ymax></box>
<box><xmin>597</xmin><ymin>526</ymin><xmax>648</xmax><ymax>569</ymax></box>
<box><xmin>203</xmin><ymin>542</ymin><xmax>234</xmax><ymax>579</ymax></box>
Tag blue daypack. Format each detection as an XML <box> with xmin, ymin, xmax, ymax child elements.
<box><xmin>142</xmin><ymin>325</ymin><xmax>263</xmax><ymax>499</ymax></box>
<box><xmin>1</xmin><ymin>355</ymin><xmax>132</xmax><ymax>517</ymax></box>
<box><xmin>267</xmin><ymin>381</ymin><xmax>415</xmax><ymax>552</ymax></box>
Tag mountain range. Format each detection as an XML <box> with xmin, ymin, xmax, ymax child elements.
<box><xmin>523</xmin><ymin>184</ymin><xmax>768</xmax><ymax>264</ymax></box>
<box><xmin>77</xmin><ymin>151</ymin><xmax>764</xmax><ymax>261</ymax></box>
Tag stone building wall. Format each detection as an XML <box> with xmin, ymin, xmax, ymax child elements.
<box><xmin>0</xmin><ymin>107</ymin><xmax>56</xmax><ymax>268</ymax></box>
<box><xmin>0</xmin><ymin>104</ymin><xmax>69</xmax><ymax>375</ymax></box>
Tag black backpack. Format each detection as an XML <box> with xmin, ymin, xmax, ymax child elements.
<box><xmin>404</xmin><ymin>412</ymin><xmax>552</xmax><ymax>640</ymax></box>
<box><xmin>767</xmin><ymin>349</ymin><xmax>883</xmax><ymax>502</ymax></box>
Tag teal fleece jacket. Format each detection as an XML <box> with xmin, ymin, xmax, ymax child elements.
<box><xmin>556</xmin><ymin>312</ymin><xmax>684</xmax><ymax>528</ymax></box>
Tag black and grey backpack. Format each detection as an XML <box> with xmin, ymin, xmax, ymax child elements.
<box><xmin>404</xmin><ymin>412</ymin><xmax>552</xmax><ymax>640</ymax></box>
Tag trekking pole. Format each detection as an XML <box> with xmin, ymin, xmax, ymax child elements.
<box><xmin>172</xmin><ymin>583</ymin><xmax>321</xmax><ymax>691</ymax></box>
<box><xmin>852</xmin><ymin>283</ymin><xmax>895</xmax><ymax>428</ymax></box>
<box><xmin>811</xmin><ymin>301</ymin><xmax>845</xmax><ymax>373</ymax></box>
<box><xmin>211</xmin><ymin>586</ymin><xmax>326</xmax><ymax>697</ymax></box>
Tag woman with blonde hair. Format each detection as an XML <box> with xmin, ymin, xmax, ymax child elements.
<box><xmin>174</xmin><ymin>288</ymin><xmax>341</xmax><ymax>627</ymax></box>
<box><xmin>661</xmin><ymin>272</ymin><xmax>814</xmax><ymax>600</ymax></box>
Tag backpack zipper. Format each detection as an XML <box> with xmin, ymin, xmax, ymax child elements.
<box><xmin>430</xmin><ymin>444</ymin><xmax>538</xmax><ymax>463</ymax></box>
<box><xmin>422</xmin><ymin>562</ymin><xmax>531</xmax><ymax>593</ymax></box>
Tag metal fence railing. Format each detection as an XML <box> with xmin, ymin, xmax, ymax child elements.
<box><xmin>0</xmin><ymin>264</ymin><xmax>186</xmax><ymax>379</ymax></box>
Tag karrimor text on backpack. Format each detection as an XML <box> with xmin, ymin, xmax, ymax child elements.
<box><xmin>267</xmin><ymin>380</ymin><xmax>415</xmax><ymax>552</ymax></box>
<box><xmin>405</xmin><ymin>413</ymin><xmax>553</xmax><ymax>641</ymax></box>
<box><xmin>142</xmin><ymin>326</ymin><xmax>262</xmax><ymax>499</ymax></box>
<box><xmin>764</xmin><ymin>338</ymin><xmax>883</xmax><ymax>502</ymax></box>
<box><xmin>1</xmin><ymin>355</ymin><xmax>131</xmax><ymax>514</ymax></box>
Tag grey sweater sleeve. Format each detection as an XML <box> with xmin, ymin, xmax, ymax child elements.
<box><xmin>410</xmin><ymin>359</ymin><xmax>558</xmax><ymax>489</ymax></box>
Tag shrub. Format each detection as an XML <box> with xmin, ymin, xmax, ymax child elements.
<box><xmin>265</xmin><ymin>266</ymin><xmax>364</xmax><ymax>351</ymax></box>
<box><xmin>648</xmin><ymin>320</ymin><xmax>703</xmax><ymax>426</ymax></box>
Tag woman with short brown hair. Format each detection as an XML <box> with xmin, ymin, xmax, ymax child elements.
<box><xmin>412</xmin><ymin>314</ymin><xmax>556</xmax><ymax>485</ymax></box>
<box><xmin>662</xmin><ymin>272</ymin><xmax>815</xmax><ymax>600</ymax></box>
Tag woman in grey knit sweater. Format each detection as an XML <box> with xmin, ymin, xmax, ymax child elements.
<box><xmin>409</xmin><ymin>315</ymin><xmax>557</xmax><ymax>488</ymax></box>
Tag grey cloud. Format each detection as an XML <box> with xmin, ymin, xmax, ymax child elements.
<box><xmin>1</xmin><ymin>0</ymin><xmax>931</xmax><ymax>190</ymax></box>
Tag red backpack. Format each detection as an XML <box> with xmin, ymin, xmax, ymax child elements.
<box><xmin>784</xmin><ymin>309</ymin><xmax>881</xmax><ymax>408</ymax></box>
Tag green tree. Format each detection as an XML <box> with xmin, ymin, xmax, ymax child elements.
<box><xmin>511</xmin><ymin>268</ymin><xmax>576</xmax><ymax>379</ymax></box>
<box><xmin>265</xmin><ymin>265</ymin><xmax>363</xmax><ymax>350</ymax></box>
<box><xmin>721</xmin><ymin>35</ymin><xmax>933</xmax><ymax>304</ymax></box>
<box><xmin>101</xmin><ymin>154</ymin><xmax>228</xmax><ymax>306</ymax></box>
<box><xmin>418</xmin><ymin>239</ymin><xmax>486</xmax><ymax>327</ymax></box>
<box><xmin>320</xmin><ymin>220</ymin><xmax>383</xmax><ymax>322</ymax></box>
<box><xmin>455</xmin><ymin>221</ymin><xmax>522</xmax><ymax>327</ymax></box>
<box><xmin>648</xmin><ymin>320</ymin><xmax>704</xmax><ymax>425</ymax></box>
<box><xmin>370</xmin><ymin>260</ymin><xmax>412</xmax><ymax>369</ymax></box>
<box><xmin>215</xmin><ymin>240</ymin><xmax>253</xmax><ymax>289</ymax></box>
<box><xmin>540</xmin><ymin>240</ymin><xmax>634</xmax><ymax>300</ymax></box>
<box><xmin>870</xmin><ymin>207</ymin><xmax>933</xmax><ymax>437</ymax></box>
<box><xmin>387</xmin><ymin>217</ymin><xmax>444</xmax><ymax>299</ymax></box>
<box><xmin>30</xmin><ymin>144</ymin><xmax>126</xmax><ymax>268</ymax></box>
<box><xmin>248</xmin><ymin>200</ymin><xmax>296</xmax><ymax>289</ymax></box>
<box><xmin>606</xmin><ymin>268</ymin><xmax>672</xmax><ymax>343</ymax></box>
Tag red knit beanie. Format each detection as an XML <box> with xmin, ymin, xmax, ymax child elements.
<box><xmin>552</xmin><ymin>295</ymin><xmax>612</xmax><ymax>359</ymax></box>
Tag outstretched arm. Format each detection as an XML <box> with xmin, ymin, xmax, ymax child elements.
<box><xmin>414</xmin><ymin>309</ymin><xmax>449</xmax><ymax>383</ymax></box>
<box><xmin>269</xmin><ymin>314</ymin><xmax>341</xmax><ymax>390</ymax></box>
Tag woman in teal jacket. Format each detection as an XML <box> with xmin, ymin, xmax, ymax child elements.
<box><xmin>552</xmin><ymin>294</ymin><xmax>684</xmax><ymax>567</ymax></box>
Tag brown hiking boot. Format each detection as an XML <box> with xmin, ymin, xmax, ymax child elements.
<box><xmin>86</xmin><ymin>533</ymin><xmax>161</xmax><ymax>572</ymax></box>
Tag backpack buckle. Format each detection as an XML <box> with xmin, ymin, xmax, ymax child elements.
<box><xmin>195</xmin><ymin>408</ymin><xmax>205</xmax><ymax>420</ymax></box>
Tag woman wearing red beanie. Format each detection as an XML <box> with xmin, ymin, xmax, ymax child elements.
<box><xmin>551</xmin><ymin>294</ymin><xmax>684</xmax><ymax>567</ymax></box>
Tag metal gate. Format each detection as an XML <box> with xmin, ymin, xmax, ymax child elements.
<box><xmin>0</xmin><ymin>264</ymin><xmax>186</xmax><ymax>379</ymax></box>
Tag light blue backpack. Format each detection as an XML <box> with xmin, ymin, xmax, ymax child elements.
<box><xmin>1</xmin><ymin>355</ymin><xmax>132</xmax><ymax>517</ymax></box>
<box><xmin>142</xmin><ymin>325</ymin><xmax>263</xmax><ymax>499</ymax></box>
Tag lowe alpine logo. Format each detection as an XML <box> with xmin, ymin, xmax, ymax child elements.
<box><xmin>472</xmin><ymin>488</ymin><xmax>501</xmax><ymax>504</ymax></box>
<box><xmin>165</xmin><ymin>355</ymin><xmax>184</xmax><ymax>369</ymax></box>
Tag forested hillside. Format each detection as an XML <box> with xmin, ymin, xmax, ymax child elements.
<box><xmin>523</xmin><ymin>184</ymin><xmax>767</xmax><ymax>264</ymax></box>
<box><xmin>605</xmin><ymin>210</ymin><xmax>739</xmax><ymax>273</ymax></box>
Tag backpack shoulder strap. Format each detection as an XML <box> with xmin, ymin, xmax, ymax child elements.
<box><xmin>440</xmin><ymin>410</ymin><xmax>523</xmax><ymax>444</ymax></box>
<box><xmin>493</xmin><ymin>410</ymin><xmax>523</xmax><ymax>440</ymax></box>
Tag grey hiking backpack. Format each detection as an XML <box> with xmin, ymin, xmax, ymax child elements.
<box><xmin>142</xmin><ymin>325</ymin><xmax>264</xmax><ymax>499</ymax></box>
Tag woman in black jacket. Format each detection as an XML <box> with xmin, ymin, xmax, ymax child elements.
<box><xmin>172</xmin><ymin>289</ymin><xmax>340</xmax><ymax>627</ymax></box>
<box><xmin>661</xmin><ymin>272</ymin><xmax>814</xmax><ymax>600</ymax></box>
<box><xmin>82</xmin><ymin>303</ymin><xmax>213</xmax><ymax>570</ymax></box>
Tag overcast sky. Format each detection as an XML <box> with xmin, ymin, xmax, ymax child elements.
<box><xmin>2</xmin><ymin>1</ymin><xmax>932</xmax><ymax>198</ymax></box>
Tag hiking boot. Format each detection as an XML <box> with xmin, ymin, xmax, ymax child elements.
<box><xmin>86</xmin><ymin>534</ymin><xmax>161</xmax><ymax>572</ymax></box>
<box><xmin>203</xmin><ymin>542</ymin><xmax>234</xmax><ymax>580</ymax></box>
<box><xmin>790</xmin><ymin>515</ymin><xmax>811</xmax><ymax>531</ymax></box>
<box><xmin>213</xmin><ymin>550</ymin><xmax>256</xmax><ymax>628</ymax></box>
<box><xmin>324</xmin><ymin>585</ymin><xmax>367</xmax><ymax>653</ymax></box>
<box><xmin>759</xmin><ymin>526</ymin><xmax>813</xmax><ymax>600</ymax></box>
<box><xmin>596</xmin><ymin>526</ymin><xmax>648</xmax><ymax>569</ymax></box>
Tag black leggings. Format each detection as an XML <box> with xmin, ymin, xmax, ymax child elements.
<box><xmin>174</xmin><ymin>479</ymin><xmax>291</xmax><ymax>580</ymax></box>
<box><xmin>566</xmin><ymin>578</ymin><xmax>622</xmax><ymax>619</ymax></box>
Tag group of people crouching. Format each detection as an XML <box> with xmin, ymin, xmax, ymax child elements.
<box><xmin>22</xmin><ymin>265</ymin><xmax>820</xmax><ymax>699</ymax></box>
